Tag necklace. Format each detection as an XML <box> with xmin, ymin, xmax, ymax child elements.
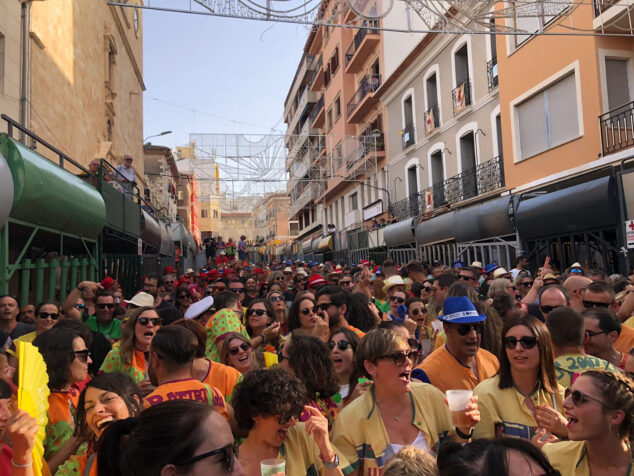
<box><xmin>377</xmin><ymin>399</ymin><xmax>406</xmax><ymax>422</ymax></box>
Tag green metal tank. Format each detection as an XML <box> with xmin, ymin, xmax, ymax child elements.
<box><xmin>0</xmin><ymin>133</ymin><xmax>106</xmax><ymax>239</ymax></box>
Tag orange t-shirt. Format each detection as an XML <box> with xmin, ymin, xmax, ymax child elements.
<box><xmin>415</xmin><ymin>345</ymin><xmax>500</xmax><ymax>393</ymax></box>
<box><xmin>616</xmin><ymin>324</ymin><xmax>634</xmax><ymax>354</ymax></box>
<box><xmin>143</xmin><ymin>378</ymin><xmax>229</xmax><ymax>421</ymax></box>
<box><xmin>200</xmin><ymin>358</ymin><xmax>242</xmax><ymax>401</ymax></box>
<box><xmin>347</xmin><ymin>325</ymin><xmax>366</xmax><ymax>339</ymax></box>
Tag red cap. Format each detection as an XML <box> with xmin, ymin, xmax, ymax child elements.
<box><xmin>360</xmin><ymin>260</ymin><xmax>370</xmax><ymax>266</ymax></box>
<box><xmin>308</xmin><ymin>274</ymin><xmax>326</xmax><ymax>289</ymax></box>
<box><xmin>254</xmin><ymin>268</ymin><xmax>264</xmax><ymax>274</ymax></box>
<box><xmin>163</xmin><ymin>266</ymin><xmax>176</xmax><ymax>275</ymax></box>
<box><xmin>207</xmin><ymin>269</ymin><xmax>219</xmax><ymax>279</ymax></box>
<box><xmin>100</xmin><ymin>277</ymin><xmax>117</xmax><ymax>290</ymax></box>
<box><xmin>222</xmin><ymin>269</ymin><xmax>233</xmax><ymax>277</ymax></box>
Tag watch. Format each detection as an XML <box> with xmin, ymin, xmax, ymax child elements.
<box><xmin>455</xmin><ymin>426</ymin><xmax>474</xmax><ymax>439</ymax></box>
<box><xmin>322</xmin><ymin>453</ymin><xmax>339</xmax><ymax>469</ymax></box>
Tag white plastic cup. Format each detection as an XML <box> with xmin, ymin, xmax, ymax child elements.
<box><xmin>261</xmin><ymin>458</ymin><xmax>285</xmax><ymax>476</ymax></box>
<box><xmin>446</xmin><ymin>389</ymin><xmax>473</xmax><ymax>428</ymax></box>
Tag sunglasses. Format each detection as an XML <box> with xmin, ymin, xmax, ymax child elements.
<box><xmin>565</xmin><ymin>388</ymin><xmax>608</xmax><ymax>408</ymax></box>
<box><xmin>228</xmin><ymin>342</ymin><xmax>251</xmax><ymax>355</ymax></box>
<box><xmin>583</xmin><ymin>300</ymin><xmax>610</xmax><ymax>309</ymax></box>
<box><xmin>177</xmin><ymin>294</ymin><xmax>191</xmax><ymax>300</ymax></box>
<box><xmin>503</xmin><ymin>336</ymin><xmax>538</xmax><ymax>350</ymax></box>
<box><xmin>38</xmin><ymin>312</ymin><xmax>59</xmax><ymax>320</ymax></box>
<box><xmin>389</xmin><ymin>296</ymin><xmax>405</xmax><ymax>304</ymax></box>
<box><xmin>328</xmin><ymin>340</ymin><xmax>352</xmax><ymax>351</ymax></box>
<box><xmin>540</xmin><ymin>305</ymin><xmax>562</xmax><ymax>314</ymax></box>
<box><xmin>97</xmin><ymin>303</ymin><xmax>115</xmax><ymax>309</ymax></box>
<box><xmin>586</xmin><ymin>329</ymin><xmax>609</xmax><ymax>339</ymax></box>
<box><xmin>301</xmin><ymin>306</ymin><xmax>318</xmax><ymax>315</ymax></box>
<box><xmin>74</xmin><ymin>350</ymin><xmax>91</xmax><ymax>363</ymax></box>
<box><xmin>231</xmin><ymin>288</ymin><xmax>245</xmax><ymax>294</ymax></box>
<box><xmin>318</xmin><ymin>303</ymin><xmax>334</xmax><ymax>311</ymax></box>
<box><xmin>341</xmin><ymin>281</ymin><xmax>354</xmax><ymax>286</ymax></box>
<box><xmin>518</xmin><ymin>281</ymin><xmax>533</xmax><ymax>287</ymax></box>
<box><xmin>459</xmin><ymin>275</ymin><xmax>477</xmax><ymax>282</ymax></box>
<box><xmin>279</xmin><ymin>411</ymin><xmax>302</xmax><ymax>425</ymax></box>
<box><xmin>274</xmin><ymin>277</ymin><xmax>286</xmax><ymax>281</ymax></box>
<box><xmin>376</xmin><ymin>350</ymin><xmax>417</xmax><ymax>366</ymax></box>
<box><xmin>410</xmin><ymin>308</ymin><xmax>424</xmax><ymax>316</ymax></box>
<box><xmin>176</xmin><ymin>443</ymin><xmax>238</xmax><ymax>472</ymax></box>
<box><xmin>269</xmin><ymin>296</ymin><xmax>283</xmax><ymax>302</ymax></box>
<box><xmin>423</xmin><ymin>286</ymin><xmax>433</xmax><ymax>292</ymax></box>
<box><xmin>455</xmin><ymin>323</ymin><xmax>484</xmax><ymax>336</ymax></box>
<box><xmin>249</xmin><ymin>309</ymin><xmax>269</xmax><ymax>317</ymax></box>
<box><xmin>570</xmin><ymin>268</ymin><xmax>584</xmax><ymax>274</ymax></box>
<box><xmin>138</xmin><ymin>317</ymin><xmax>161</xmax><ymax>326</ymax></box>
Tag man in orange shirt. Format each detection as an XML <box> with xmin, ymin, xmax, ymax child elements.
<box><xmin>414</xmin><ymin>296</ymin><xmax>499</xmax><ymax>392</ymax></box>
<box><xmin>315</xmin><ymin>286</ymin><xmax>365</xmax><ymax>339</ymax></box>
<box><xmin>583</xmin><ymin>281</ymin><xmax>634</xmax><ymax>353</ymax></box>
<box><xmin>144</xmin><ymin>326</ymin><xmax>231</xmax><ymax>422</ymax></box>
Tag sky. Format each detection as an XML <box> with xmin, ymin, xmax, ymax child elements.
<box><xmin>142</xmin><ymin>2</ymin><xmax>309</xmax><ymax>147</ymax></box>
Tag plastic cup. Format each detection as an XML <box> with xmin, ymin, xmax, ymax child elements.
<box><xmin>261</xmin><ymin>458</ymin><xmax>285</xmax><ymax>476</ymax></box>
<box><xmin>446</xmin><ymin>389</ymin><xmax>473</xmax><ymax>428</ymax></box>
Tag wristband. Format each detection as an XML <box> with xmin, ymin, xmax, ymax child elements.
<box><xmin>320</xmin><ymin>452</ymin><xmax>339</xmax><ymax>469</ymax></box>
<box><xmin>261</xmin><ymin>335</ymin><xmax>266</xmax><ymax>347</ymax></box>
<box><xmin>12</xmin><ymin>459</ymin><xmax>32</xmax><ymax>468</ymax></box>
<box><xmin>455</xmin><ymin>427</ymin><xmax>474</xmax><ymax>439</ymax></box>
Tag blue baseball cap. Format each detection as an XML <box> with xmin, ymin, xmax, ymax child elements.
<box><xmin>309</xmin><ymin>261</ymin><xmax>319</xmax><ymax>268</ymax></box>
<box><xmin>438</xmin><ymin>297</ymin><xmax>487</xmax><ymax>324</ymax></box>
<box><xmin>484</xmin><ymin>263</ymin><xmax>501</xmax><ymax>274</ymax></box>
<box><xmin>452</xmin><ymin>260</ymin><xmax>465</xmax><ymax>268</ymax></box>
<box><xmin>286</xmin><ymin>260</ymin><xmax>293</xmax><ymax>266</ymax></box>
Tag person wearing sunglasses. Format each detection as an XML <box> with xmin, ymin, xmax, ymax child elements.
<box><xmin>316</xmin><ymin>287</ymin><xmax>366</xmax><ymax>340</ymax></box>
<box><xmin>245</xmin><ymin>299</ymin><xmax>280</xmax><ymax>352</ymax></box>
<box><xmin>97</xmin><ymin>400</ymin><xmax>245</xmax><ymax>476</ymax></box>
<box><xmin>234</xmin><ymin>368</ymin><xmax>347</xmax><ymax>475</ymax></box>
<box><xmin>33</xmin><ymin>327</ymin><xmax>93</xmax><ymax>471</ymax></box>
<box><xmin>267</xmin><ymin>290</ymin><xmax>288</xmax><ymax>330</ymax></box>
<box><xmin>57</xmin><ymin>372</ymin><xmax>143</xmax><ymax>476</ymax></box>
<box><xmin>329</xmin><ymin>328</ymin><xmax>361</xmax><ymax>406</ymax></box>
<box><xmin>278</xmin><ymin>334</ymin><xmax>340</xmax><ymax>431</ymax></box>
<box><xmin>172</xmin><ymin>286</ymin><xmax>193</xmax><ymax>317</ymax></box>
<box><xmin>415</xmin><ymin>296</ymin><xmax>499</xmax><ymax>393</ymax></box>
<box><xmin>584</xmin><ymin>281</ymin><xmax>634</xmax><ymax>355</ymax></box>
<box><xmin>386</xmin><ymin>290</ymin><xmax>408</xmax><ymax>323</ymax></box>
<box><xmin>332</xmin><ymin>328</ymin><xmax>479</xmax><ymax>475</ymax></box>
<box><xmin>582</xmin><ymin>307</ymin><xmax>634</xmax><ymax>374</ymax></box>
<box><xmin>542</xmin><ymin>370</ymin><xmax>634</xmax><ymax>476</ymax></box>
<box><xmin>14</xmin><ymin>301</ymin><xmax>60</xmax><ymax>344</ymax></box>
<box><xmin>287</xmin><ymin>296</ymin><xmax>324</xmax><ymax>338</ymax></box>
<box><xmin>220</xmin><ymin>332</ymin><xmax>261</xmax><ymax>376</ymax></box>
<box><xmin>514</xmin><ymin>272</ymin><xmax>534</xmax><ymax>300</ymax></box>
<box><xmin>546</xmin><ymin>307</ymin><xmax>620</xmax><ymax>389</ymax></box>
<box><xmin>100</xmin><ymin>306</ymin><xmax>162</xmax><ymax>394</ymax></box>
<box><xmin>458</xmin><ymin>267</ymin><xmax>481</xmax><ymax>290</ymax></box>
<box><xmin>204</xmin><ymin>292</ymin><xmax>250</xmax><ymax>363</ymax></box>
<box><xmin>83</xmin><ymin>290</ymin><xmax>122</xmax><ymax>343</ymax></box>
<box><xmin>473</xmin><ymin>316</ymin><xmax>565</xmax><ymax>442</ymax></box>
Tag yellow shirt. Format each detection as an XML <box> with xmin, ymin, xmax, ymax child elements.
<box><xmin>616</xmin><ymin>324</ymin><xmax>634</xmax><ymax>354</ymax></box>
<box><xmin>275</xmin><ymin>423</ymin><xmax>350</xmax><ymax>476</ymax></box>
<box><xmin>14</xmin><ymin>331</ymin><xmax>37</xmax><ymax>344</ymax></box>
<box><xmin>473</xmin><ymin>375</ymin><xmax>565</xmax><ymax>440</ymax></box>
<box><xmin>415</xmin><ymin>345</ymin><xmax>500</xmax><ymax>393</ymax></box>
<box><xmin>625</xmin><ymin>316</ymin><xmax>634</xmax><ymax>328</ymax></box>
<box><xmin>554</xmin><ymin>353</ymin><xmax>620</xmax><ymax>389</ymax></box>
<box><xmin>331</xmin><ymin>382</ymin><xmax>454</xmax><ymax>475</ymax></box>
<box><xmin>543</xmin><ymin>440</ymin><xmax>634</xmax><ymax>476</ymax></box>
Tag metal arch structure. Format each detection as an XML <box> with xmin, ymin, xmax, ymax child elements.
<box><xmin>111</xmin><ymin>0</ymin><xmax>634</xmax><ymax>37</ymax></box>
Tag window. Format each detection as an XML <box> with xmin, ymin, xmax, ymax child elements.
<box><xmin>512</xmin><ymin>1</ymin><xmax>568</xmax><ymax>48</ymax></box>
<box><xmin>334</xmin><ymin>95</ymin><xmax>341</xmax><ymax>122</ymax></box>
<box><xmin>407</xmin><ymin>166</ymin><xmax>418</xmax><ymax>197</ymax></box>
<box><xmin>326</xmin><ymin>106</ymin><xmax>333</xmax><ymax>131</ymax></box>
<box><xmin>213</xmin><ymin>210</ymin><xmax>219</xmax><ymax>218</ymax></box>
<box><xmin>605</xmin><ymin>58</ymin><xmax>632</xmax><ymax>114</ymax></box>
<box><xmin>402</xmin><ymin>95</ymin><xmax>415</xmax><ymax>149</ymax></box>
<box><xmin>350</xmin><ymin>192</ymin><xmax>358</xmax><ymax>210</ymax></box>
<box><xmin>178</xmin><ymin>188</ymin><xmax>184</xmax><ymax>200</ymax></box>
<box><xmin>459</xmin><ymin>132</ymin><xmax>477</xmax><ymax>199</ymax></box>
<box><xmin>516</xmin><ymin>73</ymin><xmax>579</xmax><ymax>160</ymax></box>
<box><xmin>425</xmin><ymin>73</ymin><xmax>440</xmax><ymax>134</ymax></box>
<box><xmin>331</xmin><ymin>48</ymin><xmax>340</xmax><ymax>76</ymax></box>
<box><xmin>201</xmin><ymin>209</ymin><xmax>209</xmax><ymax>218</ymax></box>
<box><xmin>453</xmin><ymin>43</ymin><xmax>471</xmax><ymax>114</ymax></box>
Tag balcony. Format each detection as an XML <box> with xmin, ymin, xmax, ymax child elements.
<box><xmin>310</xmin><ymin>54</ymin><xmax>324</xmax><ymax>92</ymax></box>
<box><xmin>311</xmin><ymin>94</ymin><xmax>325</xmax><ymax>128</ymax></box>
<box><xmin>344</xmin><ymin>27</ymin><xmax>380</xmax><ymax>74</ymax></box>
<box><xmin>487</xmin><ymin>58</ymin><xmax>498</xmax><ymax>91</ymax></box>
<box><xmin>593</xmin><ymin>0</ymin><xmax>634</xmax><ymax>32</ymax></box>
<box><xmin>359</xmin><ymin>131</ymin><xmax>385</xmax><ymax>158</ymax></box>
<box><xmin>599</xmin><ymin>100</ymin><xmax>634</xmax><ymax>156</ymax></box>
<box><xmin>347</xmin><ymin>74</ymin><xmax>381</xmax><ymax>123</ymax></box>
<box><xmin>391</xmin><ymin>155</ymin><xmax>505</xmax><ymax>221</ymax></box>
<box><xmin>289</xmin><ymin>182</ymin><xmax>317</xmax><ymax>218</ymax></box>
<box><xmin>424</xmin><ymin>104</ymin><xmax>440</xmax><ymax>136</ymax></box>
<box><xmin>401</xmin><ymin>122</ymin><xmax>415</xmax><ymax>149</ymax></box>
<box><xmin>452</xmin><ymin>79</ymin><xmax>472</xmax><ymax>116</ymax></box>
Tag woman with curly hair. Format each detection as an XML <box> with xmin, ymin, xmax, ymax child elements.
<box><xmin>542</xmin><ymin>370</ymin><xmax>634</xmax><ymax>475</ymax></box>
<box><xmin>233</xmin><ymin>368</ymin><xmax>347</xmax><ymax>475</ymax></box>
<box><xmin>279</xmin><ymin>334</ymin><xmax>340</xmax><ymax>430</ymax></box>
<box><xmin>99</xmin><ymin>306</ymin><xmax>161</xmax><ymax>393</ymax></box>
<box><xmin>56</xmin><ymin>372</ymin><xmax>143</xmax><ymax>476</ymax></box>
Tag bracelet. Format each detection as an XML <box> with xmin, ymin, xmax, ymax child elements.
<box><xmin>455</xmin><ymin>427</ymin><xmax>474</xmax><ymax>439</ymax></box>
<box><xmin>12</xmin><ymin>459</ymin><xmax>32</xmax><ymax>468</ymax></box>
<box><xmin>261</xmin><ymin>335</ymin><xmax>266</xmax><ymax>347</ymax></box>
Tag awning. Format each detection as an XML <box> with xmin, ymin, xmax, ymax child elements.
<box><xmin>453</xmin><ymin>196</ymin><xmax>514</xmax><ymax>242</ymax></box>
<box><xmin>302</xmin><ymin>238</ymin><xmax>314</xmax><ymax>253</ymax></box>
<box><xmin>141</xmin><ymin>210</ymin><xmax>162</xmax><ymax>249</ymax></box>
<box><xmin>384</xmin><ymin>218</ymin><xmax>416</xmax><ymax>247</ymax></box>
<box><xmin>317</xmin><ymin>235</ymin><xmax>334</xmax><ymax>252</ymax></box>
<box><xmin>415</xmin><ymin>211</ymin><xmax>455</xmax><ymax>245</ymax></box>
<box><xmin>0</xmin><ymin>151</ymin><xmax>14</xmax><ymax>230</ymax></box>
<box><xmin>515</xmin><ymin>176</ymin><xmax>618</xmax><ymax>240</ymax></box>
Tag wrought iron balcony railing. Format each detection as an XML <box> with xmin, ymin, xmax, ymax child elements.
<box><xmin>309</xmin><ymin>54</ymin><xmax>323</xmax><ymax>87</ymax></box>
<box><xmin>310</xmin><ymin>94</ymin><xmax>325</xmax><ymax>122</ymax></box>
<box><xmin>487</xmin><ymin>58</ymin><xmax>498</xmax><ymax>91</ymax></box>
<box><xmin>599</xmin><ymin>100</ymin><xmax>634</xmax><ymax>156</ymax></box>
<box><xmin>424</xmin><ymin>104</ymin><xmax>439</xmax><ymax>136</ymax></box>
<box><xmin>345</xmin><ymin>27</ymin><xmax>371</xmax><ymax>66</ymax></box>
<box><xmin>452</xmin><ymin>79</ymin><xmax>472</xmax><ymax>115</ymax></box>
<box><xmin>391</xmin><ymin>155</ymin><xmax>505</xmax><ymax>221</ymax></box>
<box><xmin>593</xmin><ymin>0</ymin><xmax>619</xmax><ymax>16</ymax></box>
<box><xmin>402</xmin><ymin>122</ymin><xmax>415</xmax><ymax>149</ymax></box>
<box><xmin>347</xmin><ymin>74</ymin><xmax>381</xmax><ymax>116</ymax></box>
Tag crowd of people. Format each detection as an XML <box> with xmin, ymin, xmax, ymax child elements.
<box><xmin>0</xmin><ymin>255</ymin><xmax>633</xmax><ymax>475</ymax></box>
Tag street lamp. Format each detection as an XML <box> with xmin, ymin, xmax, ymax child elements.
<box><xmin>143</xmin><ymin>130</ymin><xmax>173</xmax><ymax>143</ymax></box>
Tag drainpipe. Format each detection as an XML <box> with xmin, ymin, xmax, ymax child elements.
<box><xmin>19</xmin><ymin>0</ymin><xmax>32</xmax><ymax>144</ymax></box>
